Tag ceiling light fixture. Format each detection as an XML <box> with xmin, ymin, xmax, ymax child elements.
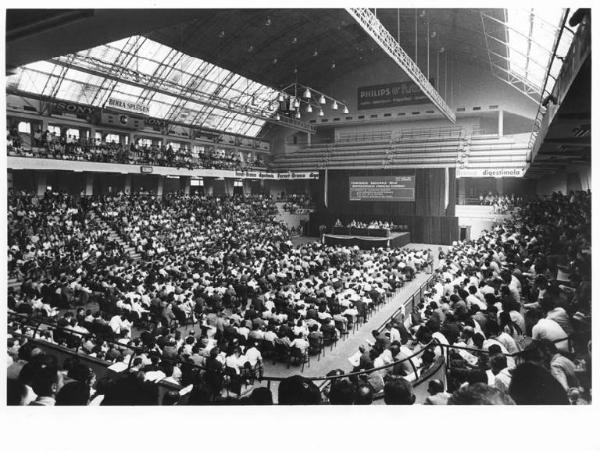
<box><xmin>306</xmin><ymin>104</ymin><xmax>313</xmax><ymax>113</ymax></box>
<box><xmin>303</xmin><ymin>87</ymin><xmax>311</xmax><ymax>99</ymax></box>
<box><xmin>319</xmin><ymin>95</ymin><xmax>326</xmax><ymax>105</ymax></box>
<box><xmin>278</xmin><ymin>93</ymin><xmax>284</xmax><ymax>102</ymax></box>
<box><xmin>295</xmin><ymin>111</ymin><xmax>301</xmax><ymax>119</ymax></box>
<box><xmin>343</xmin><ymin>105</ymin><xmax>349</xmax><ymax>114</ymax></box>
<box><xmin>275</xmin><ymin>113</ymin><xmax>280</xmax><ymax>121</ymax></box>
<box><xmin>294</xmin><ymin>98</ymin><xmax>300</xmax><ymax>108</ymax></box>
<box><xmin>332</xmin><ymin>101</ymin><xmax>338</xmax><ymax>110</ymax></box>
<box><xmin>319</xmin><ymin>109</ymin><xmax>324</xmax><ymax>117</ymax></box>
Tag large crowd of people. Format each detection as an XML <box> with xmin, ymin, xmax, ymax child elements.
<box><xmin>478</xmin><ymin>192</ymin><xmax>524</xmax><ymax>213</ymax></box>
<box><xmin>313</xmin><ymin>190</ymin><xmax>591</xmax><ymax>405</ymax></box>
<box><xmin>7</xmin><ymin>127</ymin><xmax>266</xmax><ymax>171</ymax></box>
<box><xmin>7</xmin><ymin>189</ymin><xmax>430</xmax><ymax>405</ymax></box>
<box><xmin>333</xmin><ymin>218</ymin><xmax>403</xmax><ymax>231</ymax></box>
<box><xmin>279</xmin><ymin>193</ymin><xmax>315</xmax><ymax>214</ymax></box>
<box><xmin>5</xmin><ymin>188</ymin><xmax>592</xmax><ymax>405</ymax></box>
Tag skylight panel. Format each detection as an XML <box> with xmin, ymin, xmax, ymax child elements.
<box><xmin>505</xmin><ymin>8</ymin><xmax>568</xmax><ymax>95</ymax></box>
<box><xmin>112</xmin><ymin>82</ymin><xmax>144</xmax><ymax>98</ymax></box>
<box><xmin>9</xmin><ymin>35</ymin><xmax>279</xmax><ymax>137</ymax></box>
<box><xmin>17</xmin><ymin>69</ymin><xmax>56</xmax><ymax>95</ymax></box>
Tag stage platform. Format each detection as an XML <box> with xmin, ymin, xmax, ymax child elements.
<box><xmin>322</xmin><ymin>231</ymin><xmax>410</xmax><ymax>249</ymax></box>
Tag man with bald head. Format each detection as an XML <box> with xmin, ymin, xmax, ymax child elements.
<box><xmin>424</xmin><ymin>379</ymin><xmax>451</xmax><ymax>405</ymax></box>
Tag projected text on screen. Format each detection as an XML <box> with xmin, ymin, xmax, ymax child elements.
<box><xmin>349</xmin><ymin>175</ymin><xmax>415</xmax><ymax>202</ymax></box>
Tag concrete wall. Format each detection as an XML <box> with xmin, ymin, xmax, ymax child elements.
<box><xmin>536</xmin><ymin>172</ymin><xmax>568</xmax><ymax>196</ymax></box>
<box><xmin>458</xmin><ymin>177</ymin><xmax>537</xmax><ymax>203</ymax></box>
<box><xmin>573</xmin><ymin>165</ymin><xmax>591</xmax><ymax>191</ymax></box>
<box><xmin>310</xmin><ymin>57</ymin><xmax>536</xmax><ymax>124</ymax></box>
<box><xmin>458</xmin><ymin>217</ymin><xmax>496</xmax><ymax>241</ymax></box>
<box><xmin>266</xmin><ymin>55</ymin><xmax>538</xmax><ymax>154</ymax></box>
<box><xmin>533</xmin><ymin>165</ymin><xmax>590</xmax><ymax>197</ymax></box>
<box><xmin>263</xmin><ymin>179</ymin><xmax>316</xmax><ymax>199</ymax></box>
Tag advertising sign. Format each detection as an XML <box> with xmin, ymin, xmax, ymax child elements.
<box><xmin>107</xmin><ymin>97</ymin><xmax>150</xmax><ymax>115</ymax></box>
<box><xmin>456</xmin><ymin>168</ymin><xmax>525</xmax><ymax>178</ymax></box>
<box><xmin>357</xmin><ymin>79</ymin><xmax>433</xmax><ymax>110</ymax></box>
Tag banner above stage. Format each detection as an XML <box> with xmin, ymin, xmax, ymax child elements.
<box><xmin>456</xmin><ymin>168</ymin><xmax>525</xmax><ymax>178</ymax></box>
<box><xmin>357</xmin><ymin>79</ymin><xmax>434</xmax><ymax>110</ymax></box>
<box><xmin>234</xmin><ymin>170</ymin><xmax>319</xmax><ymax>180</ymax></box>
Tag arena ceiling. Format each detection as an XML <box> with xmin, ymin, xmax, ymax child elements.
<box><xmin>526</xmin><ymin>56</ymin><xmax>591</xmax><ymax>178</ymax></box>
<box><xmin>7</xmin><ymin>8</ymin><xmax>573</xmax><ymax>138</ymax></box>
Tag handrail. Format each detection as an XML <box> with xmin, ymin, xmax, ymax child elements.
<box><xmin>7</xmin><ymin>274</ymin><xmax>435</xmax><ymax>379</ymax></box>
<box><xmin>441</xmin><ymin>335</ymin><xmax>573</xmax><ymax>359</ymax></box>
<box><xmin>6</xmin><ymin>148</ymin><xmax>267</xmax><ymax>172</ymax></box>
<box><xmin>8</xmin><ymin>310</ymin><xmax>144</xmax><ymax>356</ymax></box>
<box><xmin>9</xmin><ymin>306</ymin><xmax>576</xmax><ymax>404</ymax></box>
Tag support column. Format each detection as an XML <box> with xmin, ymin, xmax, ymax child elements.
<box><xmin>498</xmin><ymin>109</ymin><xmax>504</xmax><ymax>137</ymax></box>
<box><xmin>242</xmin><ymin>180</ymin><xmax>251</xmax><ymax>196</ymax></box>
<box><xmin>36</xmin><ymin>172</ymin><xmax>47</xmax><ymax>197</ymax></box>
<box><xmin>205</xmin><ymin>179</ymin><xmax>214</xmax><ymax>196</ymax></box>
<box><xmin>183</xmin><ymin>177</ymin><xmax>191</xmax><ymax>195</ymax></box>
<box><xmin>496</xmin><ymin>177</ymin><xmax>504</xmax><ymax>195</ymax></box>
<box><xmin>457</xmin><ymin>177</ymin><xmax>466</xmax><ymax>205</ymax></box>
<box><xmin>85</xmin><ymin>173</ymin><xmax>94</xmax><ymax>197</ymax></box>
<box><xmin>307</xmin><ymin>132</ymin><xmax>312</xmax><ymax>147</ymax></box>
<box><xmin>224</xmin><ymin>178</ymin><xmax>234</xmax><ymax>196</ymax></box>
<box><xmin>124</xmin><ymin>174</ymin><xmax>132</xmax><ymax>194</ymax></box>
<box><xmin>157</xmin><ymin>176</ymin><xmax>164</xmax><ymax>197</ymax></box>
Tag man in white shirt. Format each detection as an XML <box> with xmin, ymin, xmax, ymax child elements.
<box><xmin>490</xmin><ymin>354</ymin><xmax>512</xmax><ymax>392</ymax></box>
<box><xmin>385</xmin><ymin>323</ymin><xmax>401</xmax><ymax>344</ymax></box>
<box><xmin>532</xmin><ymin>317</ymin><xmax>569</xmax><ymax>353</ymax></box>
<box><xmin>109</xmin><ymin>314</ymin><xmax>125</xmax><ymax>335</ymax></box>
<box><xmin>466</xmin><ymin>285</ymin><xmax>487</xmax><ymax>310</ymax></box>
<box><xmin>290</xmin><ymin>334</ymin><xmax>309</xmax><ymax>352</ymax></box>
<box><xmin>245</xmin><ymin>344</ymin><xmax>263</xmax><ymax>369</ymax></box>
